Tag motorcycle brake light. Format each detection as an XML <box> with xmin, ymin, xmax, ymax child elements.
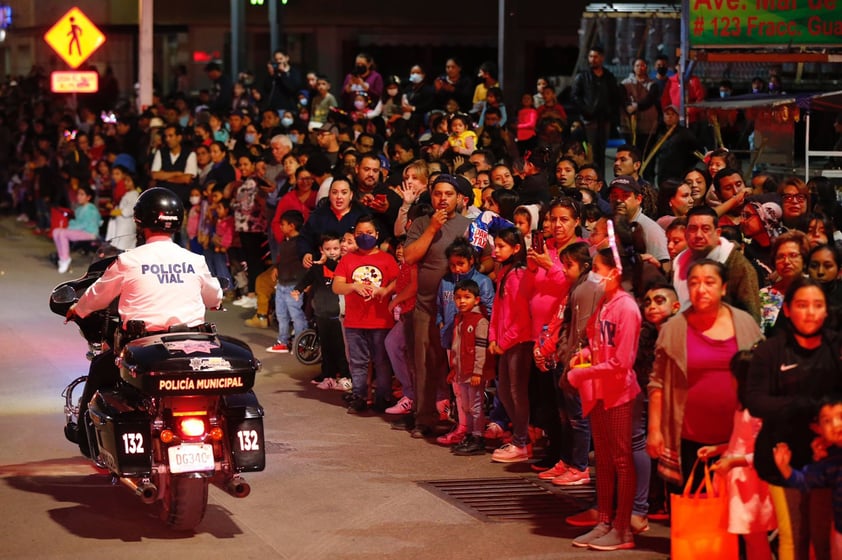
<box><xmin>209</xmin><ymin>427</ymin><xmax>224</xmax><ymax>441</ymax></box>
<box><xmin>178</xmin><ymin>417</ymin><xmax>207</xmax><ymax>438</ymax></box>
<box><xmin>160</xmin><ymin>429</ymin><xmax>175</xmax><ymax>443</ymax></box>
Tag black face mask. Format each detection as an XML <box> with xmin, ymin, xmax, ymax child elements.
<box><xmin>355</xmin><ymin>64</ymin><xmax>367</xmax><ymax>75</ymax></box>
<box><xmin>656</xmin><ymin>67</ymin><xmax>668</xmax><ymax>77</ymax></box>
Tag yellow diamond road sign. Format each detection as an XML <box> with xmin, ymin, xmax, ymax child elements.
<box><xmin>44</xmin><ymin>7</ymin><xmax>105</xmax><ymax>69</ymax></box>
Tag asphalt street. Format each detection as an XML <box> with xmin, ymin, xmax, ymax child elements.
<box><xmin>0</xmin><ymin>216</ymin><xmax>670</xmax><ymax>559</ymax></box>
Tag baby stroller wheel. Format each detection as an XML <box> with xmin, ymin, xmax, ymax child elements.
<box><xmin>293</xmin><ymin>328</ymin><xmax>321</xmax><ymax>365</ymax></box>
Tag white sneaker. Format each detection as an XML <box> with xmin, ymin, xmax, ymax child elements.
<box><xmin>316</xmin><ymin>378</ymin><xmax>338</xmax><ymax>390</ymax></box>
<box><xmin>57</xmin><ymin>258</ymin><xmax>72</xmax><ymax>274</ymax></box>
<box><xmin>335</xmin><ymin>377</ymin><xmax>353</xmax><ymax>391</ymax></box>
<box><xmin>385</xmin><ymin>396</ymin><xmax>413</xmax><ymax>415</ymax></box>
<box><xmin>232</xmin><ymin>295</ymin><xmax>257</xmax><ymax>307</ymax></box>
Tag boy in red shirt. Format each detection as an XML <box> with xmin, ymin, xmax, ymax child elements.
<box><xmin>333</xmin><ymin>215</ymin><xmax>398</xmax><ymax>413</ymax></box>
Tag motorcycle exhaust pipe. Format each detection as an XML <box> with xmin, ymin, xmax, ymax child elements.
<box><xmin>225</xmin><ymin>476</ymin><xmax>250</xmax><ymax>498</ymax></box>
<box><xmin>120</xmin><ymin>477</ymin><xmax>158</xmax><ymax>504</ymax></box>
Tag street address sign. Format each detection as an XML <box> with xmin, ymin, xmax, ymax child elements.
<box><xmin>50</xmin><ymin>70</ymin><xmax>99</xmax><ymax>93</ymax></box>
<box><xmin>44</xmin><ymin>7</ymin><xmax>105</xmax><ymax>68</ymax></box>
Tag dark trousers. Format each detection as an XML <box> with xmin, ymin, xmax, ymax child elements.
<box><xmin>315</xmin><ymin>315</ymin><xmax>348</xmax><ymax>380</ymax></box>
<box><xmin>77</xmin><ymin>349</ymin><xmax>120</xmax><ymax>444</ymax></box>
<box><xmin>409</xmin><ymin>308</ymin><xmax>447</xmax><ymax>429</ymax></box>
<box><xmin>238</xmin><ymin>231</ymin><xmax>267</xmax><ymax>293</ymax></box>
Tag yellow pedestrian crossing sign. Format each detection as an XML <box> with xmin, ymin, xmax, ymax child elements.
<box><xmin>44</xmin><ymin>7</ymin><xmax>105</xmax><ymax>69</ymax></box>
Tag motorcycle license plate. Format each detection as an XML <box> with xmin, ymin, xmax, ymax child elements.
<box><xmin>168</xmin><ymin>444</ymin><xmax>215</xmax><ymax>474</ymax></box>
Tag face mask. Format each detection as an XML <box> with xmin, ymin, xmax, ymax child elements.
<box><xmin>768</xmin><ymin>82</ymin><xmax>776</xmax><ymax>91</ymax></box>
<box><xmin>656</xmin><ymin>67</ymin><xmax>668</xmax><ymax>77</ymax></box>
<box><xmin>354</xmin><ymin>100</ymin><xmax>367</xmax><ymax>110</ymax></box>
<box><xmin>299</xmin><ymin>98</ymin><xmax>308</xmax><ymax>107</ymax></box>
<box><xmin>409</xmin><ymin>73</ymin><xmax>422</xmax><ymax>84</ymax></box>
<box><xmin>245</xmin><ymin>133</ymin><xmax>257</xmax><ymax>144</ymax></box>
<box><xmin>213</xmin><ymin>130</ymin><xmax>227</xmax><ymax>142</ymax></box>
<box><xmin>587</xmin><ymin>270</ymin><xmax>608</xmax><ymax>285</ymax></box>
<box><xmin>355</xmin><ymin>64</ymin><xmax>367</xmax><ymax>75</ymax></box>
<box><xmin>288</xmin><ymin>133</ymin><xmax>299</xmax><ymax>144</ymax></box>
<box><xmin>281</xmin><ymin>117</ymin><xmax>294</xmax><ymax>128</ymax></box>
<box><xmin>354</xmin><ymin>233</ymin><xmax>378</xmax><ymax>250</ymax></box>
<box><xmin>179</xmin><ymin>115</ymin><xmax>189</xmax><ymax>127</ymax></box>
<box><xmin>720</xmin><ymin>91</ymin><xmax>729</xmax><ymax>98</ymax></box>
<box><xmin>189</xmin><ymin>196</ymin><xmax>201</xmax><ymax>206</ymax></box>
<box><xmin>387</xmin><ymin>88</ymin><xmax>399</xmax><ymax>97</ymax></box>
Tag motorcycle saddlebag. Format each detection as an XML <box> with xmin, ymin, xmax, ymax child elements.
<box><xmin>222</xmin><ymin>392</ymin><xmax>265</xmax><ymax>472</ymax></box>
<box><xmin>88</xmin><ymin>390</ymin><xmax>153</xmax><ymax>477</ymax></box>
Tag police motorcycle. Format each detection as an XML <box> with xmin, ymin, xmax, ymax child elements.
<box><xmin>50</xmin><ymin>191</ymin><xmax>265</xmax><ymax>531</ymax></box>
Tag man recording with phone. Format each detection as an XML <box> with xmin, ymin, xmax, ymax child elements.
<box><xmin>263</xmin><ymin>49</ymin><xmax>302</xmax><ymax>113</ymax></box>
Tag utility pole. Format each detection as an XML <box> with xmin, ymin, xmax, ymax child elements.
<box><xmin>138</xmin><ymin>0</ymin><xmax>153</xmax><ymax>111</ymax></box>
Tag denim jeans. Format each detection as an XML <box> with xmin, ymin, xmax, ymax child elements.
<box><xmin>345</xmin><ymin>327</ymin><xmax>392</xmax><ymax>401</ymax></box>
<box><xmin>631</xmin><ymin>391</ymin><xmax>650</xmax><ymax>516</ymax></box>
<box><xmin>559</xmin><ymin>383</ymin><xmax>591</xmax><ymax>472</ymax></box>
<box><xmin>496</xmin><ymin>341</ymin><xmax>533</xmax><ymax>448</ymax></box>
<box><xmin>274</xmin><ymin>283</ymin><xmax>307</xmax><ymax>345</ymax></box>
<box><xmin>385</xmin><ymin>316</ymin><xmax>414</xmax><ymax>401</ymax></box>
<box><xmin>205</xmin><ymin>251</ymin><xmax>233</xmax><ymax>287</ymax></box>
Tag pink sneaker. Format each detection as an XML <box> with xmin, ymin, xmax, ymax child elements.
<box><xmin>436</xmin><ymin>427</ymin><xmax>467</xmax><ymax>446</ymax></box>
<box><xmin>385</xmin><ymin>396</ymin><xmax>413</xmax><ymax>415</ymax></box>
<box><xmin>491</xmin><ymin>443</ymin><xmax>529</xmax><ymax>463</ymax></box>
<box><xmin>552</xmin><ymin>467</ymin><xmax>591</xmax><ymax>486</ymax></box>
<box><xmin>537</xmin><ymin>459</ymin><xmax>570</xmax><ymax>480</ymax></box>
<box><xmin>482</xmin><ymin>422</ymin><xmax>511</xmax><ymax>441</ymax></box>
<box><xmin>436</xmin><ymin>399</ymin><xmax>451</xmax><ymax>421</ymax></box>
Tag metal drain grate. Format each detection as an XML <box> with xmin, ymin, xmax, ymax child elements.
<box><xmin>418</xmin><ymin>477</ymin><xmax>594</xmax><ymax>522</ymax></box>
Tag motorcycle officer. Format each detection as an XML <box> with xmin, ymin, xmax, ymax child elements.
<box><xmin>66</xmin><ymin>187</ymin><xmax>223</xmax><ymax>456</ymax></box>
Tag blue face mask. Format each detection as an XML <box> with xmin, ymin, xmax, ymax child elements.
<box><xmin>299</xmin><ymin>98</ymin><xmax>308</xmax><ymax>107</ymax></box>
<box><xmin>354</xmin><ymin>233</ymin><xmax>378</xmax><ymax>250</ymax></box>
<box><xmin>281</xmin><ymin>117</ymin><xmax>294</xmax><ymax>128</ymax></box>
<box><xmin>288</xmin><ymin>133</ymin><xmax>299</xmax><ymax>144</ymax></box>
<box><xmin>179</xmin><ymin>115</ymin><xmax>190</xmax><ymax>127</ymax></box>
<box><xmin>409</xmin><ymin>73</ymin><xmax>423</xmax><ymax>84</ymax></box>
<box><xmin>245</xmin><ymin>133</ymin><xmax>257</xmax><ymax>144</ymax></box>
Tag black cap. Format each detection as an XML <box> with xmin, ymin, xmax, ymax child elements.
<box><xmin>608</xmin><ymin>175</ymin><xmax>641</xmax><ymax>195</ymax></box>
<box><xmin>422</xmin><ymin>133</ymin><xmax>449</xmax><ymax>147</ymax></box>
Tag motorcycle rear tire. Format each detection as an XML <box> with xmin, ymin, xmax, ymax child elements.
<box><xmin>163</xmin><ymin>475</ymin><xmax>209</xmax><ymax>531</ymax></box>
<box><xmin>292</xmin><ymin>328</ymin><xmax>321</xmax><ymax>365</ymax></box>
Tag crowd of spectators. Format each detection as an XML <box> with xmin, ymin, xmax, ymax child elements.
<box><xmin>3</xmin><ymin>48</ymin><xmax>842</xmax><ymax>556</ymax></box>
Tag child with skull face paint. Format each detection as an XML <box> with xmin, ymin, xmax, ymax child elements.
<box><xmin>333</xmin><ymin>215</ymin><xmax>400</xmax><ymax>413</ymax></box>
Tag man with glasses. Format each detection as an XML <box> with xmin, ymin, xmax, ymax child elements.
<box><xmin>315</xmin><ymin>122</ymin><xmax>341</xmax><ymax>166</ymax></box>
<box><xmin>576</xmin><ymin>164</ymin><xmax>610</xmax><ymax>213</ymax></box>
<box><xmin>671</xmin><ymin>206</ymin><xmax>761</xmax><ymax>322</ymax></box>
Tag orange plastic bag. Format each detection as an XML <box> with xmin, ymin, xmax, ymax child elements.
<box><xmin>670</xmin><ymin>458</ymin><xmax>739</xmax><ymax>560</ymax></box>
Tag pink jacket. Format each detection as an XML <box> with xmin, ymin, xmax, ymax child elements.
<box><xmin>516</xmin><ymin>107</ymin><xmax>538</xmax><ymax>142</ymax></box>
<box><xmin>527</xmin><ymin>238</ymin><xmax>573</xmax><ymax>339</ymax></box>
<box><xmin>567</xmin><ymin>289</ymin><xmax>641</xmax><ymax>416</ymax></box>
<box><xmin>489</xmin><ymin>264</ymin><xmax>533</xmax><ymax>352</ymax></box>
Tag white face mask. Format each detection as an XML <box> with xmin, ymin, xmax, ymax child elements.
<box><xmin>409</xmin><ymin>73</ymin><xmax>423</xmax><ymax>84</ymax></box>
<box><xmin>189</xmin><ymin>196</ymin><xmax>201</xmax><ymax>206</ymax></box>
<box><xmin>354</xmin><ymin>100</ymin><xmax>366</xmax><ymax>110</ymax></box>
<box><xmin>586</xmin><ymin>270</ymin><xmax>608</xmax><ymax>285</ymax></box>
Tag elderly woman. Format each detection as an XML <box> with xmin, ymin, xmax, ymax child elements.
<box><xmin>779</xmin><ymin>176</ymin><xmax>810</xmax><ymax>232</ymax></box>
<box><xmin>747</xmin><ymin>278</ymin><xmax>842</xmax><ymax>560</ymax></box>
<box><xmin>758</xmin><ymin>231</ymin><xmax>810</xmax><ymax>336</ymax></box>
<box><xmin>647</xmin><ymin>259</ymin><xmax>762</xmax><ymax>491</ymax></box>
<box><xmin>741</xmin><ymin>197</ymin><xmax>785</xmax><ymax>287</ymax></box>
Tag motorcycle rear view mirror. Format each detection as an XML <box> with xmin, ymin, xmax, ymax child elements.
<box><xmin>51</xmin><ymin>285</ymin><xmax>78</xmax><ymax>305</ymax></box>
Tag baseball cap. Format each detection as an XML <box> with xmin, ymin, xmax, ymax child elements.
<box><xmin>608</xmin><ymin>175</ymin><xmax>641</xmax><ymax>195</ymax></box>
<box><xmin>664</xmin><ymin>104</ymin><xmax>680</xmax><ymax>115</ymax></box>
<box><xmin>422</xmin><ymin>132</ymin><xmax>449</xmax><ymax>147</ymax></box>
<box><xmin>317</xmin><ymin>122</ymin><xmax>339</xmax><ymax>135</ymax></box>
